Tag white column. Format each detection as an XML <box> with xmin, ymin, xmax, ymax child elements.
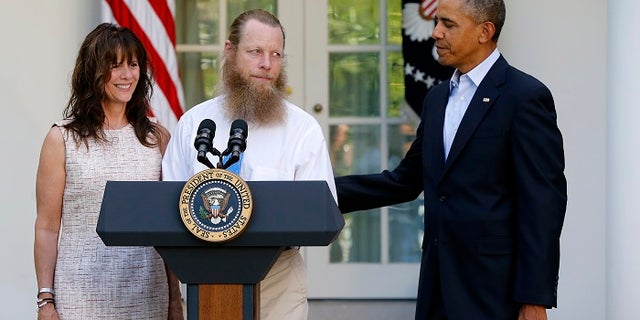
<box><xmin>606</xmin><ymin>0</ymin><xmax>640</xmax><ymax>318</ymax></box>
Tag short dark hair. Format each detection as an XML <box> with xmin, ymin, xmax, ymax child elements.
<box><xmin>462</xmin><ymin>0</ymin><xmax>506</xmax><ymax>41</ymax></box>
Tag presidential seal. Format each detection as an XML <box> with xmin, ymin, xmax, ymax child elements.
<box><xmin>179</xmin><ymin>168</ymin><xmax>253</xmax><ymax>242</ymax></box>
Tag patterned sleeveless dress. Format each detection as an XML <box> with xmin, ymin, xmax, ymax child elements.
<box><xmin>53</xmin><ymin>122</ymin><xmax>169</xmax><ymax>319</ymax></box>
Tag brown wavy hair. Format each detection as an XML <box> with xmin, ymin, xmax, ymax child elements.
<box><xmin>63</xmin><ymin>22</ymin><xmax>159</xmax><ymax>148</ymax></box>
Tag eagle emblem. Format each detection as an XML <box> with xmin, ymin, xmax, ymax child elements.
<box><xmin>200</xmin><ymin>187</ymin><xmax>233</xmax><ymax>224</ymax></box>
<box><xmin>179</xmin><ymin>168</ymin><xmax>253</xmax><ymax>242</ymax></box>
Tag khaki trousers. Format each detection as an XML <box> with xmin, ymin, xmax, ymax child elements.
<box><xmin>259</xmin><ymin>248</ymin><xmax>308</xmax><ymax>320</ymax></box>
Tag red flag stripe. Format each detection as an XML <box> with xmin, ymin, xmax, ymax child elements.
<box><xmin>420</xmin><ymin>0</ymin><xmax>437</xmax><ymax>19</ymax></box>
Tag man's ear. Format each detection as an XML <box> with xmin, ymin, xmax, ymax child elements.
<box><xmin>224</xmin><ymin>40</ymin><xmax>234</xmax><ymax>54</ymax></box>
<box><xmin>479</xmin><ymin>21</ymin><xmax>496</xmax><ymax>44</ymax></box>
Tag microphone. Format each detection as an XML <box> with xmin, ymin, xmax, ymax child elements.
<box><xmin>194</xmin><ymin>119</ymin><xmax>216</xmax><ymax>169</ymax></box>
<box><xmin>222</xmin><ymin>119</ymin><xmax>248</xmax><ymax>169</ymax></box>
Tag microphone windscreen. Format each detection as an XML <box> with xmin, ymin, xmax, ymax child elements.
<box><xmin>198</xmin><ymin>119</ymin><xmax>216</xmax><ymax>132</ymax></box>
<box><xmin>230</xmin><ymin>119</ymin><xmax>248</xmax><ymax>137</ymax></box>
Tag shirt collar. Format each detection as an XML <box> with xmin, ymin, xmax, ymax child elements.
<box><xmin>449</xmin><ymin>48</ymin><xmax>501</xmax><ymax>90</ymax></box>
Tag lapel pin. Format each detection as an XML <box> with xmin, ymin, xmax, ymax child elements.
<box><xmin>482</xmin><ymin>97</ymin><xmax>490</xmax><ymax>103</ymax></box>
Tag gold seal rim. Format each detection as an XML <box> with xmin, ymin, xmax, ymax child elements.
<box><xmin>178</xmin><ymin>168</ymin><xmax>253</xmax><ymax>243</ymax></box>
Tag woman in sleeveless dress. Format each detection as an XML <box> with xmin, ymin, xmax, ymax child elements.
<box><xmin>34</xmin><ymin>23</ymin><xmax>183</xmax><ymax>319</ymax></box>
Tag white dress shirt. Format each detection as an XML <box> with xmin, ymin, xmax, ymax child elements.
<box><xmin>443</xmin><ymin>49</ymin><xmax>501</xmax><ymax>160</ymax></box>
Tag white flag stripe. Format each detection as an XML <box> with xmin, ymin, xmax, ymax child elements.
<box><xmin>167</xmin><ymin>0</ymin><xmax>175</xmax><ymax>17</ymax></box>
<box><xmin>150</xmin><ymin>85</ymin><xmax>179</xmax><ymax>130</ymax></box>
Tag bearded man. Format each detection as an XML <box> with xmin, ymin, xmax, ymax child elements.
<box><xmin>161</xmin><ymin>9</ymin><xmax>337</xmax><ymax>320</ymax></box>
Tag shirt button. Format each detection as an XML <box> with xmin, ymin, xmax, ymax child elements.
<box><xmin>439</xmin><ymin>195</ymin><xmax>446</xmax><ymax>202</ymax></box>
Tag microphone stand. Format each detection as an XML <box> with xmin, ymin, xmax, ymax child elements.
<box><xmin>198</xmin><ymin>147</ymin><xmax>222</xmax><ymax>169</ymax></box>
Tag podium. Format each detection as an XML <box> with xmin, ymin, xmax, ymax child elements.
<box><xmin>97</xmin><ymin>180</ymin><xmax>344</xmax><ymax>320</ymax></box>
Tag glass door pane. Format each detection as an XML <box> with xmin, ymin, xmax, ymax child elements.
<box><xmin>387</xmin><ymin>123</ymin><xmax>424</xmax><ymax>263</ymax></box>
<box><xmin>329</xmin><ymin>53</ymin><xmax>380</xmax><ymax>117</ymax></box>
<box><xmin>329</xmin><ymin>124</ymin><xmax>382</xmax><ymax>263</ymax></box>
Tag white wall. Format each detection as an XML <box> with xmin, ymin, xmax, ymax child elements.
<box><xmin>500</xmin><ymin>1</ymin><xmax>607</xmax><ymax>319</ymax></box>
<box><xmin>606</xmin><ymin>0</ymin><xmax>640</xmax><ymax>318</ymax></box>
<box><xmin>0</xmin><ymin>0</ymin><xmax>101</xmax><ymax>317</ymax></box>
<box><xmin>0</xmin><ymin>1</ymin><xmax>607</xmax><ymax>318</ymax></box>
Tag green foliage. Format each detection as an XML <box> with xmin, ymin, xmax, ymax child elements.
<box><xmin>227</xmin><ymin>0</ymin><xmax>277</xmax><ymax>24</ymax></box>
<box><xmin>199</xmin><ymin>206</ymin><xmax>208</xmax><ymax>219</ymax></box>
<box><xmin>328</xmin><ymin>0</ymin><xmax>405</xmax><ymax>119</ymax></box>
<box><xmin>329</xmin><ymin>0</ymin><xmax>380</xmax><ymax>45</ymax></box>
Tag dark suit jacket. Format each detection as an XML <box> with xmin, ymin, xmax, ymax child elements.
<box><xmin>336</xmin><ymin>55</ymin><xmax>567</xmax><ymax>320</ymax></box>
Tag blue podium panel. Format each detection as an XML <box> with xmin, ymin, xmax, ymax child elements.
<box><xmin>97</xmin><ymin>180</ymin><xmax>344</xmax><ymax>284</ymax></box>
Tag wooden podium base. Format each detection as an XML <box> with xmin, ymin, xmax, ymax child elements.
<box><xmin>187</xmin><ymin>284</ymin><xmax>260</xmax><ymax>320</ymax></box>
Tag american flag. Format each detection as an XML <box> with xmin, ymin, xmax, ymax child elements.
<box><xmin>102</xmin><ymin>0</ymin><xmax>184</xmax><ymax>131</ymax></box>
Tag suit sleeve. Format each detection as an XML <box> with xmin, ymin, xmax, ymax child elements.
<box><xmin>511</xmin><ymin>81</ymin><xmax>567</xmax><ymax>307</ymax></box>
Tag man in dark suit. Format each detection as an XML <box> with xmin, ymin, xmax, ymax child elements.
<box><xmin>335</xmin><ymin>0</ymin><xmax>567</xmax><ymax>319</ymax></box>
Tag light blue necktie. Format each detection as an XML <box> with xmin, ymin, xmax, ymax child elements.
<box><xmin>222</xmin><ymin>153</ymin><xmax>243</xmax><ymax>175</ymax></box>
